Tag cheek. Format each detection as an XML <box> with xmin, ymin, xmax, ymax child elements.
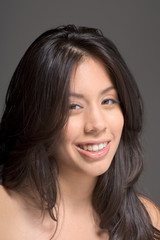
<box><xmin>63</xmin><ymin>117</ymin><xmax>83</xmax><ymax>142</ymax></box>
<box><xmin>108</xmin><ymin>111</ymin><xmax>124</xmax><ymax>135</ymax></box>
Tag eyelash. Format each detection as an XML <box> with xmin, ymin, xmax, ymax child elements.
<box><xmin>102</xmin><ymin>98</ymin><xmax>119</xmax><ymax>105</ymax></box>
<box><xmin>69</xmin><ymin>104</ymin><xmax>81</xmax><ymax>110</ymax></box>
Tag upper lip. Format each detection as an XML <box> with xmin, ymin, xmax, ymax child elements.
<box><xmin>75</xmin><ymin>139</ymin><xmax>110</xmax><ymax>145</ymax></box>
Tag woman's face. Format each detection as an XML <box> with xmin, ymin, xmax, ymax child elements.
<box><xmin>55</xmin><ymin>57</ymin><xmax>124</xmax><ymax>178</ymax></box>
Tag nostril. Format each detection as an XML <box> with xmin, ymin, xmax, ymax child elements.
<box><xmin>84</xmin><ymin>122</ymin><xmax>107</xmax><ymax>134</ymax></box>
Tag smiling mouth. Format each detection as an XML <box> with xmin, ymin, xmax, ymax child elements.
<box><xmin>78</xmin><ymin>142</ymin><xmax>108</xmax><ymax>152</ymax></box>
<box><xmin>75</xmin><ymin>141</ymin><xmax>110</xmax><ymax>159</ymax></box>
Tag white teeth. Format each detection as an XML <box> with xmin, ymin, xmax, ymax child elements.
<box><xmin>98</xmin><ymin>143</ymin><xmax>104</xmax><ymax>150</ymax></box>
<box><xmin>80</xmin><ymin>142</ymin><xmax>107</xmax><ymax>152</ymax></box>
<box><xmin>88</xmin><ymin>145</ymin><xmax>92</xmax><ymax>151</ymax></box>
<box><xmin>92</xmin><ymin>145</ymin><xmax>99</xmax><ymax>151</ymax></box>
<box><xmin>83</xmin><ymin>145</ymin><xmax>88</xmax><ymax>151</ymax></box>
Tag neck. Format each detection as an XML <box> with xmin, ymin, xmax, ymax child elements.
<box><xmin>58</xmin><ymin>170</ymin><xmax>97</xmax><ymax>211</ymax></box>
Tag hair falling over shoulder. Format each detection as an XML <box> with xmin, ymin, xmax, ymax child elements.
<box><xmin>0</xmin><ymin>25</ymin><xmax>160</xmax><ymax>239</ymax></box>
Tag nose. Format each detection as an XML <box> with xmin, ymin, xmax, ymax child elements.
<box><xmin>84</xmin><ymin>106</ymin><xmax>107</xmax><ymax>134</ymax></box>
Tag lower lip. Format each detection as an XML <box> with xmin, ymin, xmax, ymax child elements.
<box><xmin>75</xmin><ymin>142</ymin><xmax>110</xmax><ymax>159</ymax></box>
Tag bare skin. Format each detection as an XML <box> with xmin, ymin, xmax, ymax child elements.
<box><xmin>52</xmin><ymin>172</ymin><xmax>109</xmax><ymax>240</ymax></box>
<box><xmin>0</xmin><ymin>185</ymin><xmax>160</xmax><ymax>240</ymax></box>
<box><xmin>0</xmin><ymin>185</ymin><xmax>108</xmax><ymax>240</ymax></box>
<box><xmin>0</xmin><ymin>185</ymin><xmax>56</xmax><ymax>240</ymax></box>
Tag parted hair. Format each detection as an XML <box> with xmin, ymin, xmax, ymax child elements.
<box><xmin>0</xmin><ymin>25</ymin><xmax>160</xmax><ymax>239</ymax></box>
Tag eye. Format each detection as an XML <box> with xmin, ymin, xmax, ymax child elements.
<box><xmin>102</xmin><ymin>98</ymin><xmax>119</xmax><ymax>105</ymax></box>
<box><xmin>69</xmin><ymin>103</ymin><xmax>81</xmax><ymax>110</ymax></box>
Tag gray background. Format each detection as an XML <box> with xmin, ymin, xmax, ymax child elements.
<box><xmin>0</xmin><ymin>0</ymin><xmax>160</xmax><ymax>206</ymax></box>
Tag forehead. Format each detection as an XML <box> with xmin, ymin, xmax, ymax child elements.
<box><xmin>69</xmin><ymin>57</ymin><xmax>113</xmax><ymax>93</ymax></box>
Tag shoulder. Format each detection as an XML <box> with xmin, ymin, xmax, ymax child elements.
<box><xmin>0</xmin><ymin>184</ymin><xmax>13</xmax><ymax>205</ymax></box>
<box><xmin>0</xmin><ymin>184</ymin><xmax>13</xmax><ymax>219</ymax></box>
<box><xmin>0</xmin><ymin>184</ymin><xmax>10</xmax><ymax>206</ymax></box>
<box><xmin>0</xmin><ymin>185</ymin><xmax>12</xmax><ymax>239</ymax></box>
<box><xmin>0</xmin><ymin>185</ymin><xmax>22</xmax><ymax>219</ymax></box>
<box><xmin>139</xmin><ymin>195</ymin><xmax>160</xmax><ymax>230</ymax></box>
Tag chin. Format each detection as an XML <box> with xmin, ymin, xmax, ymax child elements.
<box><xmin>84</xmin><ymin>161</ymin><xmax>112</xmax><ymax>178</ymax></box>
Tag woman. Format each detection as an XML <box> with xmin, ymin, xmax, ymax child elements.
<box><xmin>0</xmin><ymin>25</ymin><xmax>160</xmax><ymax>240</ymax></box>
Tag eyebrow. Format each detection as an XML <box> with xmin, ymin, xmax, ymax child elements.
<box><xmin>69</xmin><ymin>86</ymin><xmax>116</xmax><ymax>98</ymax></box>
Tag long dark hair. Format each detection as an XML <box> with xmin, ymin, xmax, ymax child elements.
<box><xmin>0</xmin><ymin>25</ymin><xmax>159</xmax><ymax>239</ymax></box>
